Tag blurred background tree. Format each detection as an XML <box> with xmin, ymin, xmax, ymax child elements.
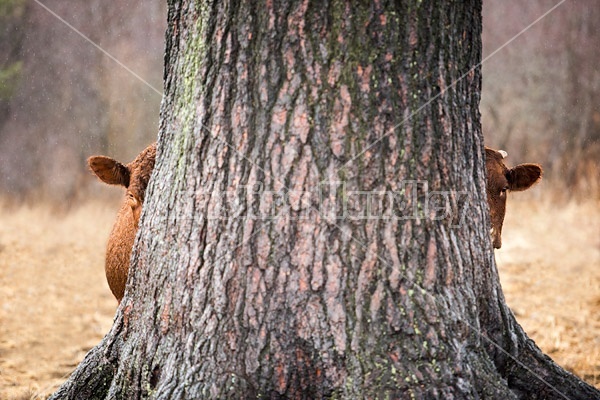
<box><xmin>0</xmin><ymin>0</ymin><xmax>26</xmax><ymax>133</ymax></box>
<box><xmin>482</xmin><ymin>0</ymin><xmax>600</xmax><ymax>198</ymax></box>
<box><xmin>0</xmin><ymin>0</ymin><xmax>166</xmax><ymax>204</ymax></box>
<box><xmin>0</xmin><ymin>0</ymin><xmax>598</xmax><ymax>204</ymax></box>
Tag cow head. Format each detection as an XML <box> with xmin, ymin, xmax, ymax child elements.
<box><xmin>485</xmin><ymin>147</ymin><xmax>542</xmax><ymax>249</ymax></box>
<box><xmin>88</xmin><ymin>143</ymin><xmax>156</xmax><ymax>225</ymax></box>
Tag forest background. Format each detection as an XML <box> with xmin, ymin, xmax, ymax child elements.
<box><xmin>1</xmin><ymin>0</ymin><xmax>599</xmax><ymax>201</ymax></box>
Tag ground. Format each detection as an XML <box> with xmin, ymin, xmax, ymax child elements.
<box><xmin>496</xmin><ymin>197</ymin><xmax>600</xmax><ymax>386</ymax></box>
<box><xmin>0</xmin><ymin>198</ymin><xmax>598</xmax><ymax>399</ymax></box>
<box><xmin>0</xmin><ymin>202</ymin><xmax>116</xmax><ymax>399</ymax></box>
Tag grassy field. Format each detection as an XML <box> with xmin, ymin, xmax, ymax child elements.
<box><xmin>0</xmin><ymin>198</ymin><xmax>598</xmax><ymax>398</ymax></box>
<box><xmin>0</xmin><ymin>202</ymin><xmax>117</xmax><ymax>399</ymax></box>
<box><xmin>496</xmin><ymin>198</ymin><xmax>600</xmax><ymax>386</ymax></box>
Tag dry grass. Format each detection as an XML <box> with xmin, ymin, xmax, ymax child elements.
<box><xmin>0</xmin><ymin>199</ymin><xmax>598</xmax><ymax>398</ymax></box>
<box><xmin>0</xmin><ymin>201</ymin><xmax>117</xmax><ymax>399</ymax></box>
<box><xmin>496</xmin><ymin>197</ymin><xmax>600</xmax><ymax>388</ymax></box>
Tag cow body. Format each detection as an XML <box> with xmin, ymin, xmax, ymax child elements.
<box><xmin>88</xmin><ymin>143</ymin><xmax>156</xmax><ymax>303</ymax></box>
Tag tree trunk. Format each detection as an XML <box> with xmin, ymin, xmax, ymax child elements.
<box><xmin>51</xmin><ymin>1</ymin><xmax>599</xmax><ymax>399</ymax></box>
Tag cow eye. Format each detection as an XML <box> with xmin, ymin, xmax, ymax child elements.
<box><xmin>126</xmin><ymin>192</ymin><xmax>139</xmax><ymax>206</ymax></box>
<box><xmin>500</xmin><ymin>186</ymin><xmax>508</xmax><ymax>195</ymax></box>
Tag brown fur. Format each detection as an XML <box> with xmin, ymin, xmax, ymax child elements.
<box><xmin>485</xmin><ymin>147</ymin><xmax>542</xmax><ymax>249</ymax></box>
<box><xmin>88</xmin><ymin>143</ymin><xmax>156</xmax><ymax>303</ymax></box>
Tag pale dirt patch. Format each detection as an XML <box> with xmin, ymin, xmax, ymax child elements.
<box><xmin>0</xmin><ymin>199</ymin><xmax>598</xmax><ymax>398</ymax></box>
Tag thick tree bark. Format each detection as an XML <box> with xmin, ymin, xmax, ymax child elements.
<box><xmin>52</xmin><ymin>1</ymin><xmax>599</xmax><ymax>399</ymax></box>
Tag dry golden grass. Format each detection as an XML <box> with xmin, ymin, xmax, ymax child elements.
<box><xmin>0</xmin><ymin>198</ymin><xmax>597</xmax><ymax>398</ymax></box>
<box><xmin>0</xmin><ymin>201</ymin><xmax>117</xmax><ymax>399</ymax></box>
<box><xmin>496</xmin><ymin>197</ymin><xmax>600</xmax><ymax>388</ymax></box>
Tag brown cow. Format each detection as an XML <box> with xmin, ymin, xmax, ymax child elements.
<box><xmin>88</xmin><ymin>142</ymin><xmax>156</xmax><ymax>303</ymax></box>
<box><xmin>485</xmin><ymin>147</ymin><xmax>542</xmax><ymax>249</ymax></box>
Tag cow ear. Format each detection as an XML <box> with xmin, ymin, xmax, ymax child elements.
<box><xmin>507</xmin><ymin>163</ymin><xmax>542</xmax><ymax>191</ymax></box>
<box><xmin>88</xmin><ymin>156</ymin><xmax>131</xmax><ymax>187</ymax></box>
